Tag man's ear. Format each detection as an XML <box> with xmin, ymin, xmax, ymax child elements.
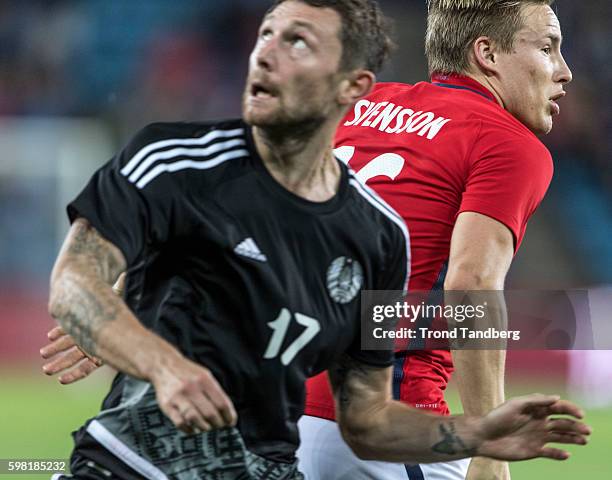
<box><xmin>471</xmin><ymin>36</ymin><xmax>499</xmax><ymax>76</ymax></box>
<box><xmin>337</xmin><ymin>70</ymin><xmax>376</xmax><ymax>106</ymax></box>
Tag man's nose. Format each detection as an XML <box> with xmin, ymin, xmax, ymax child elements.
<box><xmin>255</xmin><ymin>36</ymin><xmax>278</xmax><ymax>72</ymax></box>
<box><xmin>556</xmin><ymin>54</ymin><xmax>573</xmax><ymax>85</ymax></box>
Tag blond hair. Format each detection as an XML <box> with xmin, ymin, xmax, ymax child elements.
<box><xmin>425</xmin><ymin>0</ymin><xmax>554</xmax><ymax>75</ymax></box>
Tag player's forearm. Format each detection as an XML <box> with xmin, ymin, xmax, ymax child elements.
<box><xmin>447</xmin><ymin>288</ymin><xmax>507</xmax><ymax>414</ymax></box>
<box><xmin>49</xmin><ymin>219</ymin><xmax>180</xmax><ymax>382</ymax></box>
<box><xmin>331</xmin><ymin>356</ymin><xmax>484</xmax><ymax>463</ymax></box>
<box><xmin>445</xmin><ymin>266</ymin><xmax>510</xmax><ymax>477</ymax></box>
<box><xmin>453</xmin><ymin>349</ymin><xmax>505</xmax><ymax>415</ymax></box>
<box><xmin>341</xmin><ymin>401</ymin><xmax>484</xmax><ymax>463</ymax></box>
<box><xmin>49</xmin><ymin>266</ymin><xmax>179</xmax><ymax>381</ymax></box>
<box><xmin>452</xmin><ymin>349</ymin><xmax>509</xmax><ymax>479</ymax></box>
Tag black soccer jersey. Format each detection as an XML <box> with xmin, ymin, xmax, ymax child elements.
<box><xmin>67</xmin><ymin>119</ymin><xmax>410</xmax><ymax>478</ymax></box>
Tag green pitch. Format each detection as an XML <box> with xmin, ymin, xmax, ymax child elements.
<box><xmin>444</xmin><ymin>382</ymin><xmax>612</xmax><ymax>478</ymax></box>
<box><xmin>0</xmin><ymin>368</ymin><xmax>610</xmax><ymax>479</ymax></box>
<box><xmin>0</xmin><ymin>367</ymin><xmax>110</xmax><ymax>480</ymax></box>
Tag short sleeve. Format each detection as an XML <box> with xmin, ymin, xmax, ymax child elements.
<box><xmin>347</xmin><ymin>219</ymin><xmax>410</xmax><ymax>367</ymax></box>
<box><xmin>459</xmin><ymin>130</ymin><xmax>553</xmax><ymax>251</ymax></box>
<box><xmin>67</xmin><ymin>125</ymin><xmax>178</xmax><ymax>266</ymax></box>
<box><xmin>378</xmin><ymin>223</ymin><xmax>410</xmax><ymax>293</ymax></box>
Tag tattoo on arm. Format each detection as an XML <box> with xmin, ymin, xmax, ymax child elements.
<box><xmin>51</xmin><ymin>219</ymin><xmax>126</xmax><ymax>356</ymax></box>
<box><xmin>432</xmin><ymin>421</ymin><xmax>477</xmax><ymax>456</ymax></box>
<box><xmin>66</xmin><ymin>220</ymin><xmax>125</xmax><ymax>284</ymax></box>
<box><xmin>328</xmin><ymin>355</ymin><xmax>379</xmax><ymax>413</ymax></box>
<box><xmin>53</xmin><ymin>279</ymin><xmax>119</xmax><ymax>355</ymax></box>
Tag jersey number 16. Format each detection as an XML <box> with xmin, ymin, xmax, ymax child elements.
<box><xmin>334</xmin><ymin>146</ymin><xmax>405</xmax><ymax>183</ymax></box>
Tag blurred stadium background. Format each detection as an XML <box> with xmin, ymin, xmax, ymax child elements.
<box><xmin>0</xmin><ymin>0</ymin><xmax>610</xmax><ymax>478</ymax></box>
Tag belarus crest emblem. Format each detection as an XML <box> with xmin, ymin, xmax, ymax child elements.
<box><xmin>326</xmin><ymin>256</ymin><xmax>364</xmax><ymax>304</ymax></box>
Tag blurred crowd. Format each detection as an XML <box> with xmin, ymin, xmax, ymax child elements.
<box><xmin>0</xmin><ymin>0</ymin><xmax>610</xmax><ymax>287</ymax></box>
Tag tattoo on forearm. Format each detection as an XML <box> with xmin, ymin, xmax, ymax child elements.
<box><xmin>51</xmin><ymin>219</ymin><xmax>125</xmax><ymax>355</ymax></box>
<box><xmin>431</xmin><ymin>421</ymin><xmax>477</xmax><ymax>456</ymax></box>
<box><xmin>67</xmin><ymin>220</ymin><xmax>125</xmax><ymax>285</ymax></box>
<box><xmin>53</xmin><ymin>276</ymin><xmax>119</xmax><ymax>355</ymax></box>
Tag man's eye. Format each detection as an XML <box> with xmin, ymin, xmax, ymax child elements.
<box><xmin>292</xmin><ymin>37</ymin><xmax>308</xmax><ymax>49</ymax></box>
<box><xmin>542</xmin><ymin>47</ymin><xmax>551</xmax><ymax>55</ymax></box>
<box><xmin>260</xmin><ymin>30</ymin><xmax>273</xmax><ymax>41</ymax></box>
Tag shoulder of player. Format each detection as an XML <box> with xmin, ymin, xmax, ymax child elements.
<box><xmin>475</xmin><ymin>120</ymin><xmax>553</xmax><ymax>164</ymax></box>
<box><xmin>460</xmin><ymin>99</ymin><xmax>547</xmax><ymax>150</ymax></box>
<box><xmin>116</xmin><ymin>118</ymin><xmax>251</xmax><ymax>192</ymax></box>
<box><xmin>345</xmin><ymin>170</ymin><xmax>409</xmax><ymax>246</ymax></box>
<box><xmin>122</xmin><ymin>119</ymin><xmax>248</xmax><ymax>158</ymax></box>
<box><xmin>466</xmin><ymin>123</ymin><xmax>554</xmax><ymax>188</ymax></box>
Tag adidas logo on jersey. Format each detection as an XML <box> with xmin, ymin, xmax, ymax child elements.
<box><xmin>234</xmin><ymin>238</ymin><xmax>267</xmax><ymax>262</ymax></box>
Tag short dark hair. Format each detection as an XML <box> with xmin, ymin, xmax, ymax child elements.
<box><xmin>268</xmin><ymin>0</ymin><xmax>394</xmax><ymax>73</ymax></box>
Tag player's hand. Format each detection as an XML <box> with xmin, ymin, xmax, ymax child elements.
<box><xmin>40</xmin><ymin>326</ymin><xmax>103</xmax><ymax>384</ymax></box>
<box><xmin>477</xmin><ymin>394</ymin><xmax>591</xmax><ymax>461</ymax></box>
<box><xmin>150</xmin><ymin>354</ymin><xmax>238</xmax><ymax>434</ymax></box>
<box><xmin>466</xmin><ymin>458</ymin><xmax>510</xmax><ymax>480</ymax></box>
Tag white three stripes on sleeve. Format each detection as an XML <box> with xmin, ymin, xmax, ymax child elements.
<box><xmin>127</xmin><ymin>138</ymin><xmax>247</xmax><ymax>184</ymax></box>
<box><xmin>120</xmin><ymin>127</ymin><xmax>249</xmax><ymax>189</ymax></box>
<box><xmin>135</xmin><ymin>149</ymin><xmax>250</xmax><ymax>189</ymax></box>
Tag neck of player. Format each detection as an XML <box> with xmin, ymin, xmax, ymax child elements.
<box><xmin>253</xmin><ymin>121</ymin><xmax>341</xmax><ymax>203</ymax></box>
<box><xmin>467</xmin><ymin>71</ymin><xmax>506</xmax><ymax>109</ymax></box>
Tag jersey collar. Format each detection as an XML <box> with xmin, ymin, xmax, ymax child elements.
<box><xmin>244</xmin><ymin>123</ymin><xmax>350</xmax><ymax>215</ymax></box>
<box><xmin>431</xmin><ymin>73</ymin><xmax>499</xmax><ymax>105</ymax></box>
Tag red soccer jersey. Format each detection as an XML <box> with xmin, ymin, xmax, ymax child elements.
<box><xmin>305</xmin><ymin>74</ymin><xmax>553</xmax><ymax>418</ymax></box>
